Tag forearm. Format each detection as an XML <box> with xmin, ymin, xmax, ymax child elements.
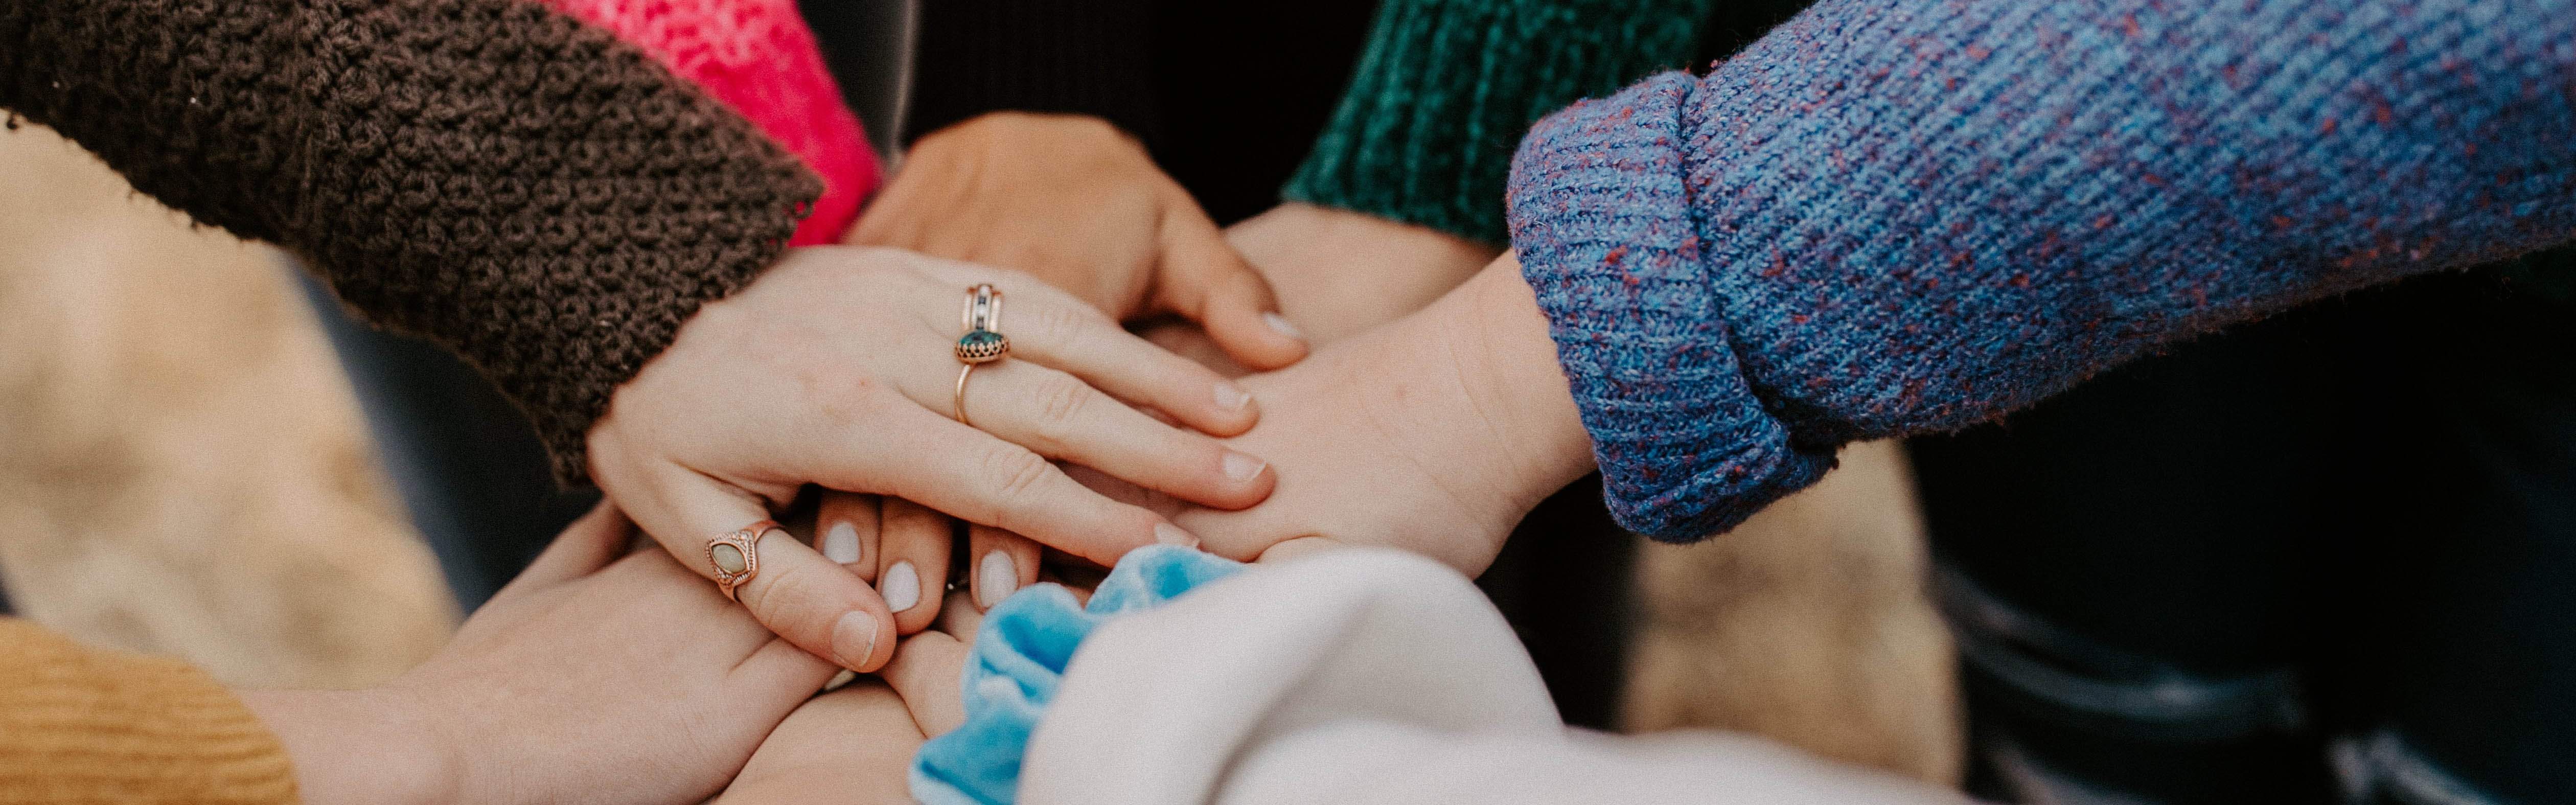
<box><xmin>1508</xmin><ymin>0</ymin><xmax>2576</xmax><ymax>538</ymax></box>
<box><xmin>1284</xmin><ymin>0</ymin><xmax>1712</xmax><ymax>245</ymax></box>
<box><xmin>234</xmin><ymin>689</ymin><xmax>454</xmax><ymax>805</ymax></box>
<box><xmin>0</xmin><ymin>0</ymin><xmax>817</xmax><ymax>484</ymax></box>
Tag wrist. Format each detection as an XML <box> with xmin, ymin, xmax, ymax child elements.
<box><xmin>235</xmin><ymin>687</ymin><xmax>460</xmax><ymax>805</ymax></box>
<box><xmin>1230</xmin><ymin>203</ymin><xmax>1501</xmax><ymax>345</ymax></box>
<box><xmin>1439</xmin><ymin>254</ymin><xmax>1597</xmax><ymax>508</ymax></box>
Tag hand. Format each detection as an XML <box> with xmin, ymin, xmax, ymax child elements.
<box><xmin>239</xmin><ymin>504</ymin><xmax>838</xmax><ymax>805</ymax></box>
<box><xmin>1174</xmin><ymin>257</ymin><xmax>1596</xmax><ymax>574</ymax></box>
<box><xmin>1143</xmin><ymin>203</ymin><xmax>1502</xmax><ymax>373</ymax></box>
<box><xmin>707</xmin><ymin>681</ymin><xmax>922</xmax><ymax>804</ymax></box>
<box><xmin>711</xmin><ymin>626</ymin><xmax>974</xmax><ymax>804</ymax></box>
<box><xmin>587</xmin><ymin>245</ymin><xmax>1276</xmax><ymax>672</ymax></box>
<box><xmin>849</xmin><ymin>111</ymin><xmax>1306</xmax><ymax>370</ymax></box>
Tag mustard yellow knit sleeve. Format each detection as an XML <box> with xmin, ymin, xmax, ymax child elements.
<box><xmin>0</xmin><ymin>618</ymin><xmax>298</xmax><ymax>804</ymax></box>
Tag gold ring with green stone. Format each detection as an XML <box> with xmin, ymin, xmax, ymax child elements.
<box><xmin>956</xmin><ymin>284</ymin><xmax>1009</xmax><ymax>364</ymax></box>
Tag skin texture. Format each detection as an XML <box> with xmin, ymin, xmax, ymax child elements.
<box><xmin>714</xmin><ymin>594</ymin><xmax>978</xmax><ymax>804</ymax></box>
<box><xmin>587</xmin><ymin>245</ymin><xmax>1274</xmax><ymax>673</ymax></box>
<box><xmin>237</xmin><ymin>503</ymin><xmax>838</xmax><ymax>805</ymax></box>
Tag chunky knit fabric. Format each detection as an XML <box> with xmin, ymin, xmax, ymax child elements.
<box><xmin>0</xmin><ymin>618</ymin><xmax>298</xmax><ymax>804</ymax></box>
<box><xmin>543</xmin><ymin>0</ymin><xmax>877</xmax><ymax>244</ymax></box>
<box><xmin>0</xmin><ymin>0</ymin><xmax>820</xmax><ymax>484</ymax></box>
<box><xmin>1285</xmin><ymin>0</ymin><xmax>1711</xmax><ymax>246</ymax></box>
<box><xmin>1507</xmin><ymin>0</ymin><xmax>2576</xmax><ymax>540</ymax></box>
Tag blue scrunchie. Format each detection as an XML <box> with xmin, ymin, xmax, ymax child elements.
<box><xmin>909</xmin><ymin>545</ymin><xmax>1244</xmax><ymax>804</ymax></box>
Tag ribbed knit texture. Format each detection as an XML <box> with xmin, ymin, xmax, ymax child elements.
<box><xmin>1508</xmin><ymin>0</ymin><xmax>2576</xmax><ymax>540</ymax></box>
<box><xmin>543</xmin><ymin>0</ymin><xmax>880</xmax><ymax>245</ymax></box>
<box><xmin>902</xmin><ymin>0</ymin><xmax>1161</xmax><ymax>148</ymax></box>
<box><xmin>0</xmin><ymin>0</ymin><xmax>820</xmax><ymax>485</ymax></box>
<box><xmin>0</xmin><ymin>619</ymin><xmax>298</xmax><ymax>804</ymax></box>
<box><xmin>1284</xmin><ymin>0</ymin><xmax>1710</xmax><ymax>245</ymax></box>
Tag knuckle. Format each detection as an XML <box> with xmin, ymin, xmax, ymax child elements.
<box><xmin>1023</xmin><ymin>302</ymin><xmax>1096</xmax><ymax>349</ymax></box>
<box><xmin>980</xmin><ymin>446</ymin><xmax>1057</xmax><ymax>505</ymax></box>
<box><xmin>744</xmin><ymin>561</ymin><xmax>824</xmax><ymax>634</ymax></box>
<box><xmin>1024</xmin><ymin>373</ymin><xmax>1093</xmax><ymax>447</ymax></box>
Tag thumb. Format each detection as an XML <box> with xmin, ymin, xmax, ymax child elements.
<box><xmin>1154</xmin><ymin>208</ymin><xmax>1308</xmax><ymax>370</ymax></box>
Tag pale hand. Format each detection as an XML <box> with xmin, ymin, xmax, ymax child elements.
<box><xmin>239</xmin><ymin>504</ymin><xmax>838</xmax><ymax>805</ymax></box>
<box><xmin>586</xmin><ymin>246</ymin><xmax>1274</xmax><ymax>673</ymax></box>
<box><xmin>1174</xmin><ymin>257</ymin><xmax>1597</xmax><ymax>575</ymax></box>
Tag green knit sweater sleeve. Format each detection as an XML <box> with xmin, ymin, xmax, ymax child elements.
<box><xmin>1281</xmin><ymin>0</ymin><xmax>1710</xmax><ymax>245</ymax></box>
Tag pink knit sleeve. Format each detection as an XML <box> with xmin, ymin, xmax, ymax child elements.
<box><xmin>540</xmin><ymin>0</ymin><xmax>879</xmax><ymax>245</ymax></box>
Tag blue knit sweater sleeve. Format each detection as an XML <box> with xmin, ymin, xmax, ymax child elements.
<box><xmin>1506</xmin><ymin>0</ymin><xmax>2576</xmax><ymax>541</ymax></box>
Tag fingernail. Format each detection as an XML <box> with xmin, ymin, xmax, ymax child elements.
<box><xmin>1222</xmin><ymin>451</ymin><xmax>1267</xmax><ymax>482</ymax></box>
<box><xmin>1155</xmin><ymin>522</ymin><xmax>1200</xmax><ymax>548</ymax></box>
<box><xmin>880</xmin><ymin>561</ymin><xmax>922</xmax><ymax>612</ymax></box>
<box><xmin>1214</xmin><ymin>381</ymin><xmax>1253</xmax><ymax>411</ymax></box>
<box><xmin>976</xmin><ymin>551</ymin><xmax>1019</xmax><ymax>609</ymax></box>
<box><xmin>1263</xmin><ymin>311</ymin><xmax>1304</xmax><ymax>340</ymax></box>
<box><xmin>831</xmin><ymin>610</ymin><xmax>879</xmax><ymax>671</ymax></box>
<box><xmin>823</xmin><ymin>521</ymin><xmax>862</xmax><ymax>565</ymax></box>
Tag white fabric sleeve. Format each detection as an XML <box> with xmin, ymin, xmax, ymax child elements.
<box><xmin>1020</xmin><ymin>547</ymin><xmax>1969</xmax><ymax>805</ymax></box>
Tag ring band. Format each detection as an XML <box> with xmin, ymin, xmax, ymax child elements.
<box><xmin>708</xmin><ymin>520</ymin><xmax>778</xmax><ymax>604</ymax></box>
<box><xmin>954</xmin><ymin>284</ymin><xmax>1008</xmax><ymax>426</ymax></box>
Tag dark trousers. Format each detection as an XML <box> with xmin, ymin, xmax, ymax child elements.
<box><xmin>1912</xmin><ymin>253</ymin><xmax>2576</xmax><ymax>804</ymax></box>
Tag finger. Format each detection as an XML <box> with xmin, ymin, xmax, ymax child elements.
<box><xmin>646</xmin><ymin>471</ymin><xmax>901</xmax><ymax>673</ymax></box>
<box><xmin>725</xmin><ymin>636</ymin><xmax>840</xmax><ymax>703</ymax></box>
<box><xmin>875</xmin><ymin>497</ymin><xmax>951</xmax><ymax>634</ymax></box>
<box><xmin>503</xmin><ymin>499</ymin><xmax>631</xmax><ymax>592</ymax></box>
<box><xmin>1155</xmin><ymin>205</ymin><xmax>1309</xmax><ymax>371</ymax></box>
<box><xmin>1001</xmin><ymin>290</ymin><xmax>1263</xmax><ymax>437</ymax></box>
<box><xmin>955</xmin><ymin>360</ymin><xmax>1274</xmax><ymax>510</ymax></box>
<box><xmin>932</xmin><ymin>588</ymin><xmax>984</xmax><ymax>641</ymax></box>
<box><xmin>838</xmin><ymin>407</ymin><xmax>1196</xmax><ymax>566</ymax></box>
<box><xmin>881</xmin><ymin>630</ymin><xmax>972</xmax><ymax>737</ymax></box>
<box><xmin>735</xmin><ymin>527</ymin><xmax>901</xmax><ymax>673</ymax></box>
<box><xmin>815</xmin><ymin>491</ymin><xmax>882</xmax><ymax>582</ymax></box>
<box><xmin>967</xmin><ymin>524</ymin><xmax>1042</xmax><ymax>611</ymax></box>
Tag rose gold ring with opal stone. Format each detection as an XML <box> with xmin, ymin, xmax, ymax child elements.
<box><xmin>708</xmin><ymin>520</ymin><xmax>778</xmax><ymax>603</ymax></box>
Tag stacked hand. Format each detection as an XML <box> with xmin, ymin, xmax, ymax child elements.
<box><xmin>586</xmin><ymin>245</ymin><xmax>1279</xmax><ymax>673</ymax></box>
<box><xmin>466</xmin><ymin>109</ymin><xmax>1596</xmax><ymax>804</ymax></box>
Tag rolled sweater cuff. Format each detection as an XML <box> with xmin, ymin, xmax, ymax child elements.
<box><xmin>0</xmin><ymin>619</ymin><xmax>297</xmax><ymax>803</ymax></box>
<box><xmin>1505</xmin><ymin>73</ymin><xmax>1835</xmax><ymax>541</ymax></box>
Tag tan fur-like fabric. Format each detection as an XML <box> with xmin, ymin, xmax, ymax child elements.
<box><xmin>1622</xmin><ymin>439</ymin><xmax>1964</xmax><ymax>785</ymax></box>
<box><xmin>0</xmin><ymin>124</ymin><xmax>453</xmax><ymax>690</ymax></box>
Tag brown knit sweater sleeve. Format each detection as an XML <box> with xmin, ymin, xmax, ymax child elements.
<box><xmin>0</xmin><ymin>0</ymin><xmax>820</xmax><ymax>483</ymax></box>
<box><xmin>0</xmin><ymin>618</ymin><xmax>300</xmax><ymax>804</ymax></box>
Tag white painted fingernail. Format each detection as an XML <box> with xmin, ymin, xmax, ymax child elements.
<box><xmin>823</xmin><ymin>521</ymin><xmax>862</xmax><ymax>565</ymax></box>
<box><xmin>831</xmin><ymin>610</ymin><xmax>879</xmax><ymax>671</ymax></box>
<box><xmin>1222</xmin><ymin>451</ymin><xmax>1267</xmax><ymax>482</ymax></box>
<box><xmin>976</xmin><ymin>551</ymin><xmax>1019</xmax><ymax>609</ymax></box>
<box><xmin>1263</xmin><ymin>311</ymin><xmax>1304</xmax><ymax>340</ymax></box>
<box><xmin>1155</xmin><ymin>522</ymin><xmax>1200</xmax><ymax>548</ymax></box>
<box><xmin>1214</xmin><ymin>382</ymin><xmax>1252</xmax><ymax>411</ymax></box>
<box><xmin>880</xmin><ymin>561</ymin><xmax>922</xmax><ymax>613</ymax></box>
